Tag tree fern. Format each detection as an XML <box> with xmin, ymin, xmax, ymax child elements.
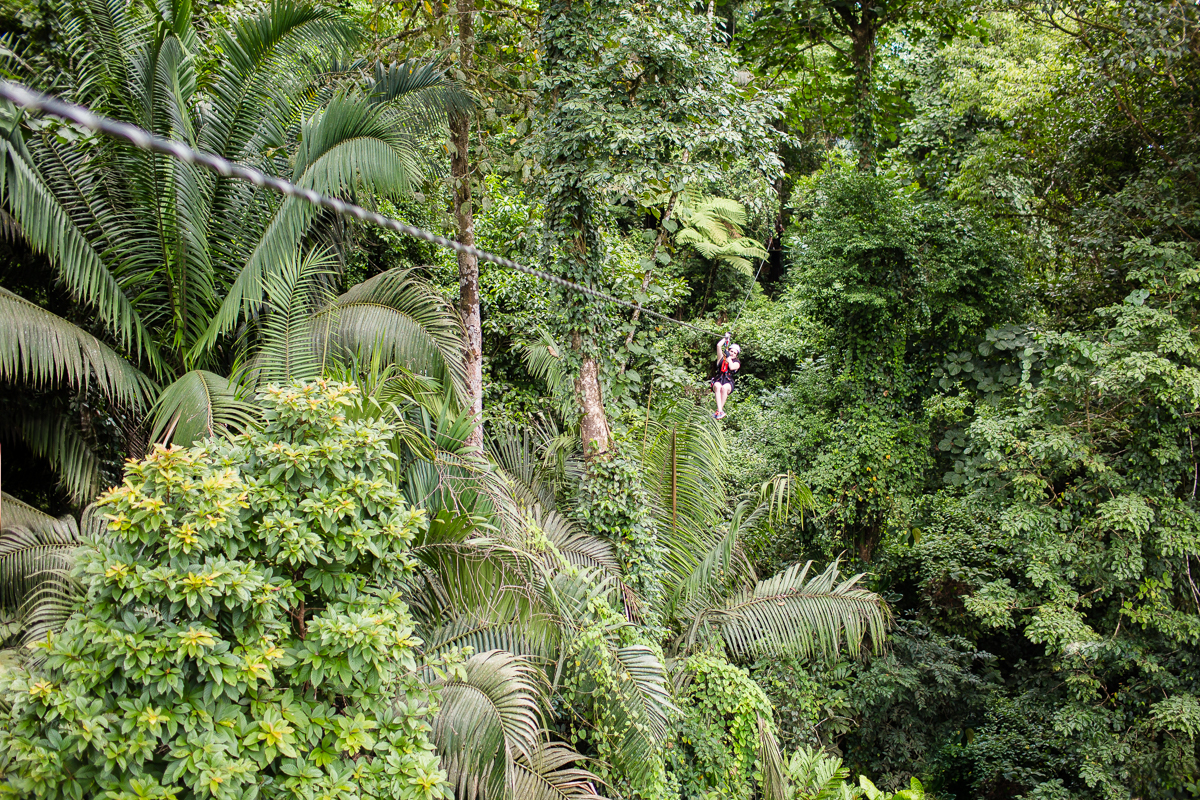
<box><xmin>673</xmin><ymin>195</ymin><xmax>768</xmax><ymax>274</ymax></box>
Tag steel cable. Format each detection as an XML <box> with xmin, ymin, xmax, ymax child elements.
<box><xmin>0</xmin><ymin>79</ymin><xmax>726</xmax><ymax>339</ymax></box>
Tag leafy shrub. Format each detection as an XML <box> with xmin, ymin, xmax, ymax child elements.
<box><xmin>668</xmin><ymin>653</ymin><xmax>778</xmax><ymax>800</ymax></box>
<box><xmin>0</xmin><ymin>382</ymin><xmax>450</xmax><ymax>800</ymax></box>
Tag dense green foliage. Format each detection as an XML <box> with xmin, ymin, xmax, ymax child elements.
<box><xmin>2</xmin><ymin>0</ymin><xmax>1200</xmax><ymax>796</ymax></box>
<box><xmin>0</xmin><ymin>382</ymin><xmax>448</xmax><ymax>799</ymax></box>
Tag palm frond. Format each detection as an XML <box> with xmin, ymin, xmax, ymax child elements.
<box><xmin>318</xmin><ymin>267</ymin><xmax>469</xmax><ymax>407</ymax></box>
<box><xmin>669</xmin><ymin>514</ymin><xmax>754</xmax><ymax>624</ymax></box>
<box><xmin>199</xmin><ymin>96</ymin><xmax>434</xmax><ymax>353</ymax></box>
<box><xmin>673</xmin><ymin>195</ymin><xmax>767</xmax><ymax>275</ymax></box>
<box><xmin>241</xmin><ymin>248</ymin><xmax>338</xmax><ymax>390</ymax></box>
<box><xmin>569</xmin><ymin>642</ymin><xmax>674</xmax><ymax>779</ymax></box>
<box><xmin>407</xmin><ymin>537</ymin><xmax>549</xmax><ymax>636</ymax></box>
<box><xmin>533</xmin><ymin>505</ymin><xmax>619</xmax><ymax>575</ymax></box>
<box><xmin>0</xmin><ymin>523</ymin><xmax>79</xmax><ymax>610</ymax></box>
<box><xmin>431</xmin><ymin>650</ymin><xmax>544</xmax><ymax>800</ymax></box>
<box><xmin>520</xmin><ymin>329</ymin><xmax>574</xmax><ymax>420</ymax></box>
<box><xmin>385</xmin><ymin>398</ymin><xmax>496</xmax><ymax>519</ymax></box>
<box><xmin>420</xmin><ymin>614</ymin><xmax>559</xmax><ymax>666</ymax></box>
<box><xmin>704</xmin><ymin>560</ymin><xmax>889</xmax><ymax>660</ymax></box>
<box><xmin>640</xmin><ymin>402</ymin><xmax>727</xmax><ymax>585</ymax></box>
<box><xmin>18</xmin><ymin>571</ymin><xmax>83</xmax><ymax>647</ymax></box>
<box><xmin>147</xmin><ymin>369</ymin><xmax>260</xmax><ymax>446</ymax></box>
<box><xmin>0</xmin><ymin>128</ymin><xmax>165</xmax><ymax>374</ymax></box>
<box><xmin>6</xmin><ymin>413</ymin><xmax>105</xmax><ymax>505</ymax></box>
<box><xmin>786</xmin><ymin>746</ymin><xmax>855</xmax><ymax>800</ymax></box>
<box><xmin>757</xmin><ymin>714</ymin><xmax>790</xmax><ymax>800</ymax></box>
<box><xmin>0</xmin><ymin>287</ymin><xmax>155</xmax><ymax>410</ymax></box>
<box><xmin>204</xmin><ymin>1</ymin><xmax>354</xmax><ymax>159</ymax></box>
<box><xmin>0</xmin><ymin>493</ymin><xmax>77</xmax><ymax>542</ymax></box>
<box><xmin>366</xmin><ymin>59</ymin><xmax>474</xmax><ymax>120</ymax></box>
<box><xmin>489</xmin><ymin>424</ymin><xmax>559</xmax><ymax>510</ymax></box>
<box><xmin>544</xmin><ymin>568</ymin><xmax>623</xmax><ymax>633</ymax></box>
<box><xmin>511</xmin><ymin>742</ymin><xmax>606</xmax><ymax>800</ymax></box>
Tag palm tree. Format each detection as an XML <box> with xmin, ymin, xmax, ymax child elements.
<box><xmin>0</xmin><ymin>491</ymin><xmax>91</xmax><ymax>656</ymax></box>
<box><xmin>0</xmin><ymin>0</ymin><xmax>471</xmax><ymax>505</ymax></box>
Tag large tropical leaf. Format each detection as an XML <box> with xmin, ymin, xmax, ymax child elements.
<box><xmin>0</xmin><ymin>287</ymin><xmax>155</xmax><ymax>409</ymax></box>
<box><xmin>147</xmin><ymin>370</ymin><xmax>260</xmax><ymax>446</ymax></box>
<box><xmin>489</xmin><ymin>424</ymin><xmax>560</xmax><ymax>510</ymax></box>
<box><xmin>431</xmin><ymin>650</ymin><xmax>544</xmax><ymax>800</ymax></box>
<box><xmin>640</xmin><ymin>402</ymin><xmax>727</xmax><ymax>586</ymax></box>
<box><xmin>6</xmin><ymin>413</ymin><xmax>105</xmax><ymax>505</ymax></box>
<box><xmin>0</xmin><ymin>498</ymin><xmax>84</xmax><ymax>652</ymax></box>
<box><xmin>17</xmin><ymin>570</ymin><xmax>83</xmax><ymax>648</ymax></box>
<box><xmin>420</xmin><ymin>613</ymin><xmax>559</xmax><ymax>667</ymax></box>
<box><xmin>203</xmin><ymin>1</ymin><xmax>354</xmax><ymax>160</ymax></box>
<box><xmin>0</xmin><ymin>118</ymin><xmax>166</xmax><ymax>375</ymax></box>
<box><xmin>757</xmin><ymin>714</ymin><xmax>790</xmax><ymax>800</ymax></box>
<box><xmin>199</xmin><ymin>97</ymin><xmax>434</xmax><ymax>352</ymax></box>
<box><xmin>702</xmin><ymin>560</ymin><xmax>889</xmax><ymax>660</ymax></box>
<box><xmin>0</xmin><ymin>522</ymin><xmax>79</xmax><ymax>610</ymax></box>
<box><xmin>366</xmin><ymin>59</ymin><xmax>474</xmax><ymax>119</ymax></box>
<box><xmin>567</xmin><ymin>639</ymin><xmax>675</xmax><ymax>780</ymax></box>
<box><xmin>519</xmin><ymin>328</ymin><xmax>574</xmax><ymax>421</ymax></box>
<box><xmin>533</xmin><ymin>505</ymin><xmax>619</xmax><ymax>575</ymax></box>
<box><xmin>673</xmin><ymin>196</ymin><xmax>768</xmax><ymax>274</ymax></box>
<box><xmin>668</xmin><ymin>509</ymin><xmax>755</xmax><ymax>624</ymax></box>
<box><xmin>240</xmin><ymin>249</ymin><xmax>338</xmax><ymax>390</ymax></box>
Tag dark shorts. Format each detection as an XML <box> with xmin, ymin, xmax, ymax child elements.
<box><xmin>711</xmin><ymin>374</ymin><xmax>736</xmax><ymax>392</ymax></box>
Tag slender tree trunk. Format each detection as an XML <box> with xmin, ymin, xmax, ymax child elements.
<box><xmin>574</xmin><ymin>333</ymin><xmax>611</xmax><ymax>458</ymax></box>
<box><xmin>623</xmin><ymin>190</ymin><xmax>680</xmax><ymax>350</ymax></box>
<box><xmin>450</xmin><ymin>0</ymin><xmax>483</xmax><ymax>448</ymax></box>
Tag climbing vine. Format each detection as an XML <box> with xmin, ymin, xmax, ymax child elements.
<box><xmin>558</xmin><ymin>598</ymin><xmax>672</xmax><ymax>800</ymax></box>
<box><xmin>669</xmin><ymin>653</ymin><xmax>777</xmax><ymax>800</ymax></box>
<box><xmin>574</xmin><ymin>442</ymin><xmax>665</xmax><ymax>630</ymax></box>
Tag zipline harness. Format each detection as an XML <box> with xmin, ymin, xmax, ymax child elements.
<box><xmin>0</xmin><ymin>79</ymin><xmax>731</xmax><ymax>340</ymax></box>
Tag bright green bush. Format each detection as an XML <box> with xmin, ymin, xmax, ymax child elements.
<box><xmin>0</xmin><ymin>382</ymin><xmax>450</xmax><ymax>800</ymax></box>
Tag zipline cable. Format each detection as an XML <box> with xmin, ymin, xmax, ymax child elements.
<box><xmin>0</xmin><ymin>79</ymin><xmax>725</xmax><ymax>339</ymax></box>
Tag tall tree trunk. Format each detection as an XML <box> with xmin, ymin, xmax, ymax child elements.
<box><xmin>450</xmin><ymin>0</ymin><xmax>483</xmax><ymax>448</ymax></box>
<box><xmin>850</xmin><ymin>23</ymin><xmax>877</xmax><ymax>170</ymax></box>
<box><xmin>540</xmin><ymin>0</ymin><xmax>612</xmax><ymax>460</ymax></box>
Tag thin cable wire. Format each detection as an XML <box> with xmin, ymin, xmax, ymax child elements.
<box><xmin>0</xmin><ymin>79</ymin><xmax>723</xmax><ymax>339</ymax></box>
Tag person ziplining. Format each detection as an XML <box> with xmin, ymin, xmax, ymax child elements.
<box><xmin>709</xmin><ymin>332</ymin><xmax>740</xmax><ymax>420</ymax></box>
